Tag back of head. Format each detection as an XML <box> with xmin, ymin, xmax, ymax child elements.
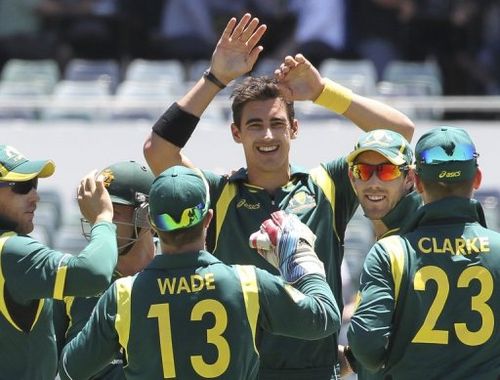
<box><xmin>415</xmin><ymin>126</ymin><xmax>479</xmax><ymax>200</ymax></box>
<box><xmin>149</xmin><ymin>166</ymin><xmax>210</xmax><ymax>248</ymax></box>
<box><xmin>231</xmin><ymin>76</ymin><xmax>294</xmax><ymax>127</ymax></box>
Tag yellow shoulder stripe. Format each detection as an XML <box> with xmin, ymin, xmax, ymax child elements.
<box><xmin>115</xmin><ymin>276</ymin><xmax>134</xmax><ymax>362</ymax></box>
<box><xmin>236</xmin><ymin>265</ymin><xmax>260</xmax><ymax>355</ymax></box>
<box><xmin>379</xmin><ymin>236</ymin><xmax>406</xmax><ymax>305</ymax></box>
<box><xmin>0</xmin><ymin>232</ymin><xmax>23</xmax><ymax>331</ymax></box>
<box><xmin>215</xmin><ymin>181</ymin><xmax>237</xmax><ymax>250</ymax></box>
<box><xmin>309</xmin><ymin>166</ymin><xmax>339</xmax><ymax>241</ymax></box>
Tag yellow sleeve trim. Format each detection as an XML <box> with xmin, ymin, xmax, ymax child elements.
<box><xmin>53</xmin><ymin>254</ymin><xmax>71</xmax><ymax>300</ymax></box>
<box><xmin>236</xmin><ymin>265</ymin><xmax>260</xmax><ymax>355</ymax></box>
<box><xmin>313</xmin><ymin>79</ymin><xmax>353</xmax><ymax>115</ymax></box>
<box><xmin>379</xmin><ymin>236</ymin><xmax>406</xmax><ymax>306</ymax></box>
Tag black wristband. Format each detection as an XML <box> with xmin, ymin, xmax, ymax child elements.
<box><xmin>344</xmin><ymin>345</ymin><xmax>358</xmax><ymax>373</ymax></box>
<box><xmin>152</xmin><ymin>103</ymin><xmax>199</xmax><ymax>148</ymax></box>
<box><xmin>203</xmin><ymin>70</ymin><xmax>226</xmax><ymax>89</ymax></box>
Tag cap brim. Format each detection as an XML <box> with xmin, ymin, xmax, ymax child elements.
<box><xmin>2</xmin><ymin>160</ymin><xmax>55</xmax><ymax>181</ymax></box>
<box><xmin>109</xmin><ymin>195</ymin><xmax>134</xmax><ymax>206</ymax></box>
<box><xmin>347</xmin><ymin>148</ymin><xmax>406</xmax><ymax>165</ymax></box>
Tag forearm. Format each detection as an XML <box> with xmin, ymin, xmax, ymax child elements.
<box><xmin>344</xmin><ymin>94</ymin><xmax>415</xmax><ymax>141</ymax></box>
<box><xmin>293</xmin><ymin>275</ymin><xmax>342</xmax><ymax>337</ymax></box>
<box><xmin>64</xmin><ymin>221</ymin><xmax>118</xmax><ymax>297</ymax></box>
<box><xmin>313</xmin><ymin>79</ymin><xmax>415</xmax><ymax>142</ymax></box>
<box><xmin>144</xmin><ymin>74</ymin><xmax>221</xmax><ymax>176</ymax></box>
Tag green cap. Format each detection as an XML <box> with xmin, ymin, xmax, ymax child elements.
<box><xmin>415</xmin><ymin>126</ymin><xmax>478</xmax><ymax>182</ymax></box>
<box><xmin>100</xmin><ymin>161</ymin><xmax>154</xmax><ymax>206</ymax></box>
<box><xmin>0</xmin><ymin>145</ymin><xmax>55</xmax><ymax>182</ymax></box>
<box><xmin>149</xmin><ymin>166</ymin><xmax>210</xmax><ymax>232</ymax></box>
<box><xmin>347</xmin><ymin>129</ymin><xmax>413</xmax><ymax>166</ymax></box>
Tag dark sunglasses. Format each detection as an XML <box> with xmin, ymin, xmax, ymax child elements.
<box><xmin>0</xmin><ymin>178</ymin><xmax>38</xmax><ymax>194</ymax></box>
<box><xmin>350</xmin><ymin>163</ymin><xmax>408</xmax><ymax>182</ymax></box>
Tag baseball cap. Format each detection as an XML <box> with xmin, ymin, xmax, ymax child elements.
<box><xmin>100</xmin><ymin>161</ymin><xmax>154</xmax><ymax>206</ymax></box>
<box><xmin>346</xmin><ymin>129</ymin><xmax>413</xmax><ymax>166</ymax></box>
<box><xmin>415</xmin><ymin>126</ymin><xmax>478</xmax><ymax>182</ymax></box>
<box><xmin>149</xmin><ymin>166</ymin><xmax>210</xmax><ymax>232</ymax></box>
<box><xmin>0</xmin><ymin>145</ymin><xmax>55</xmax><ymax>182</ymax></box>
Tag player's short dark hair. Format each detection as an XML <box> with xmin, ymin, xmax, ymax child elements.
<box><xmin>230</xmin><ymin>76</ymin><xmax>294</xmax><ymax>128</ymax></box>
<box><xmin>156</xmin><ymin>221</ymin><xmax>205</xmax><ymax>247</ymax></box>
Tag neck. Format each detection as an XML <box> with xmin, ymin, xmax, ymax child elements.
<box><xmin>160</xmin><ymin>237</ymin><xmax>206</xmax><ymax>255</ymax></box>
<box><xmin>116</xmin><ymin>230</ymin><xmax>155</xmax><ymax>276</ymax></box>
<box><xmin>247</xmin><ymin>166</ymin><xmax>291</xmax><ymax>193</ymax></box>
<box><xmin>372</xmin><ymin>219</ymin><xmax>389</xmax><ymax>240</ymax></box>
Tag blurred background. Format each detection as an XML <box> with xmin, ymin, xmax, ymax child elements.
<box><xmin>1</xmin><ymin>3</ymin><xmax>500</xmax><ymax>377</ymax></box>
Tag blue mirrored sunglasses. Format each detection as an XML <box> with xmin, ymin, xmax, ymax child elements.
<box><xmin>419</xmin><ymin>143</ymin><xmax>478</xmax><ymax>165</ymax></box>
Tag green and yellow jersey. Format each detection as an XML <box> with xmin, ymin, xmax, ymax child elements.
<box><xmin>203</xmin><ymin>162</ymin><xmax>357</xmax><ymax>379</ymax></box>
<box><xmin>59</xmin><ymin>250</ymin><xmax>340</xmax><ymax>380</ymax></box>
<box><xmin>54</xmin><ymin>271</ymin><xmax>125</xmax><ymax>380</ymax></box>
<box><xmin>348</xmin><ymin>197</ymin><xmax>500</xmax><ymax>379</ymax></box>
<box><xmin>0</xmin><ymin>221</ymin><xmax>117</xmax><ymax>380</ymax></box>
<box><xmin>355</xmin><ymin>190</ymin><xmax>422</xmax><ymax>380</ymax></box>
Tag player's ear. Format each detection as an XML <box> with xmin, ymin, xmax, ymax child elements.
<box><xmin>473</xmin><ymin>167</ymin><xmax>482</xmax><ymax>190</ymax></box>
<box><xmin>231</xmin><ymin>123</ymin><xmax>242</xmax><ymax>144</ymax></box>
<box><xmin>404</xmin><ymin>168</ymin><xmax>415</xmax><ymax>192</ymax></box>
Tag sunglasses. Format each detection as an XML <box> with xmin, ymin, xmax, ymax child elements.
<box><xmin>419</xmin><ymin>143</ymin><xmax>478</xmax><ymax>165</ymax></box>
<box><xmin>0</xmin><ymin>178</ymin><xmax>38</xmax><ymax>194</ymax></box>
<box><xmin>150</xmin><ymin>202</ymin><xmax>208</xmax><ymax>232</ymax></box>
<box><xmin>350</xmin><ymin>163</ymin><xmax>408</xmax><ymax>182</ymax></box>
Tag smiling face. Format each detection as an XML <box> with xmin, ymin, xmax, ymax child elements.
<box><xmin>0</xmin><ymin>185</ymin><xmax>39</xmax><ymax>234</ymax></box>
<box><xmin>350</xmin><ymin>150</ymin><xmax>413</xmax><ymax>220</ymax></box>
<box><xmin>231</xmin><ymin>98</ymin><xmax>298</xmax><ymax>183</ymax></box>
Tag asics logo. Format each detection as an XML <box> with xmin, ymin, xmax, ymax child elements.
<box><xmin>237</xmin><ymin>199</ymin><xmax>260</xmax><ymax>210</ymax></box>
<box><xmin>439</xmin><ymin>170</ymin><xmax>461</xmax><ymax>178</ymax></box>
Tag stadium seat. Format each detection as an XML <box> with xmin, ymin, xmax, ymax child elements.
<box><xmin>124</xmin><ymin>59</ymin><xmax>185</xmax><ymax>85</ymax></box>
<box><xmin>41</xmin><ymin>80</ymin><xmax>111</xmax><ymax>121</ymax></box>
<box><xmin>319</xmin><ymin>59</ymin><xmax>378</xmax><ymax>96</ymax></box>
<box><xmin>111</xmin><ymin>80</ymin><xmax>176</xmax><ymax>121</ymax></box>
<box><xmin>64</xmin><ymin>59</ymin><xmax>121</xmax><ymax>93</ymax></box>
<box><xmin>1</xmin><ymin>58</ymin><xmax>60</xmax><ymax>94</ymax></box>
<box><xmin>380</xmin><ymin>60</ymin><xmax>443</xmax><ymax>119</ymax></box>
<box><xmin>0</xmin><ymin>81</ymin><xmax>47</xmax><ymax>119</ymax></box>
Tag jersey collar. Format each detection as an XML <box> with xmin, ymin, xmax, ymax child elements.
<box><xmin>228</xmin><ymin>164</ymin><xmax>309</xmax><ymax>183</ymax></box>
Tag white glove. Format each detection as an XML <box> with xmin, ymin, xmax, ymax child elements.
<box><xmin>249</xmin><ymin>211</ymin><xmax>325</xmax><ymax>283</ymax></box>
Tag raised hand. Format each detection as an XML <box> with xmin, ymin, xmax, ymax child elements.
<box><xmin>210</xmin><ymin>13</ymin><xmax>267</xmax><ymax>85</ymax></box>
<box><xmin>275</xmin><ymin>54</ymin><xmax>325</xmax><ymax>102</ymax></box>
<box><xmin>77</xmin><ymin>170</ymin><xmax>113</xmax><ymax>225</ymax></box>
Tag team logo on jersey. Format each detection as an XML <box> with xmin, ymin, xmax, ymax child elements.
<box><xmin>286</xmin><ymin>191</ymin><xmax>316</xmax><ymax>213</ymax></box>
<box><xmin>101</xmin><ymin>168</ymin><xmax>114</xmax><ymax>188</ymax></box>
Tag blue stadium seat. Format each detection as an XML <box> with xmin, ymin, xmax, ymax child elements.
<box><xmin>64</xmin><ymin>59</ymin><xmax>121</xmax><ymax>93</ymax></box>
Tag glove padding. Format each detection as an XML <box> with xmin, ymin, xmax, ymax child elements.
<box><xmin>249</xmin><ymin>211</ymin><xmax>325</xmax><ymax>283</ymax></box>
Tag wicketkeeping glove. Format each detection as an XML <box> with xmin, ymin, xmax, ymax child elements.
<box><xmin>249</xmin><ymin>211</ymin><xmax>325</xmax><ymax>283</ymax></box>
